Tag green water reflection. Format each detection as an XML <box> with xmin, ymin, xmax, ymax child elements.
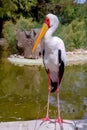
<box><xmin>0</xmin><ymin>58</ymin><xmax>87</xmax><ymax>122</ymax></box>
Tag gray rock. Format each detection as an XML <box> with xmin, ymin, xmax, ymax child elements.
<box><xmin>16</xmin><ymin>29</ymin><xmax>41</xmax><ymax>59</ymax></box>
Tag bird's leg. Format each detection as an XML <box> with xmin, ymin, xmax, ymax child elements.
<box><xmin>56</xmin><ymin>86</ymin><xmax>63</xmax><ymax>124</ymax></box>
<box><xmin>55</xmin><ymin>78</ymin><xmax>77</xmax><ymax>130</ymax></box>
<box><xmin>42</xmin><ymin>69</ymin><xmax>51</xmax><ymax>121</ymax></box>
<box><xmin>56</xmin><ymin>74</ymin><xmax>63</xmax><ymax>124</ymax></box>
<box><xmin>39</xmin><ymin>70</ymin><xmax>51</xmax><ymax>128</ymax></box>
<box><xmin>46</xmin><ymin>69</ymin><xmax>51</xmax><ymax>120</ymax></box>
<box><xmin>55</xmin><ymin>86</ymin><xmax>64</xmax><ymax>130</ymax></box>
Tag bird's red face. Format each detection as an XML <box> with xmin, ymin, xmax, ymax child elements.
<box><xmin>32</xmin><ymin>17</ymin><xmax>50</xmax><ymax>53</ymax></box>
<box><xmin>44</xmin><ymin>17</ymin><xmax>50</xmax><ymax>28</ymax></box>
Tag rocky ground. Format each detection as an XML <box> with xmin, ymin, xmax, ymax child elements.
<box><xmin>8</xmin><ymin>49</ymin><xmax>87</xmax><ymax>66</ymax></box>
<box><xmin>66</xmin><ymin>49</ymin><xmax>87</xmax><ymax>66</ymax></box>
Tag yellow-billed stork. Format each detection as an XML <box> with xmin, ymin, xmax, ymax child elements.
<box><xmin>32</xmin><ymin>13</ymin><xmax>66</xmax><ymax>125</ymax></box>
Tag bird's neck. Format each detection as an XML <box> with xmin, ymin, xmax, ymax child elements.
<box><xmin>44</xmin><ymin>24</ymin><xmax>58</xmax><ymax>39</ymax></box>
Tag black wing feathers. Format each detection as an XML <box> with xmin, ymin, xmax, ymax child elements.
<box><xmin>51</xmin><ymin>80</ymin><xmax>57</xmax><ymax>92</ymax></box>
<box><xmin>58</xmin><ymin>50</ymin><xmax>64</xmax><ymax>84</ymax></box>
<box><xmin>51</xmin><ymin>49</ymin><xmax>64</xmax><ymax>93</ymax></box>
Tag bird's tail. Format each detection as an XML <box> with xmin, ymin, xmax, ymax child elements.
<box><xmin>50</xmin><ymin>80</ymin><xmax>57</xmax><ymax>93</ymax></box>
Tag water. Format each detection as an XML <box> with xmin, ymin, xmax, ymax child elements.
<box><xmin>0</xmin><ymin>57</ymin><xmax>87</xmax><ymax>122</ymax></box>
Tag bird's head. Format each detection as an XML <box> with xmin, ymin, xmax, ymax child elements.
<box><xmin>32</xmin><ymin>13</ymin><xmax>59</xmax><ymax>53</ymax></box>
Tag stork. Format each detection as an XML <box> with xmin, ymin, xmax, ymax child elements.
<box><xmin>32</xmin><ymin>13</ymin><xmax>66</xmax><ymax>125</ymax></box>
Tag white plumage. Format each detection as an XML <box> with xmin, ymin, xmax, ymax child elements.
<box><xmin>32</xmin><ymin>13</ymin><xmax>66</xmax><ymax>123</ymax></box>
<box><xmin>42</xmin><ymin>13</ymin><xmax>66</xmax><ymax>83</ymax></box>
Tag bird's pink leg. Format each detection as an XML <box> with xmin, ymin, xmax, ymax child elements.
<box><xmin>42</xmin><ymin>70</ymin><xmax>51</xmax><ymax>121</ymax></box>
<box><xmin>56</xmin><ymin>74</ymin><xmax>63</xmax><ymax>125</ymax></box>
<box><xmin>56</xmin><ymin>87</ymin><xmax>63</xmax><ymax>124</ymax></box>
<box><xmin>56</xmin><ymin>77</ymin><xmax>64</xmax><ymax>130</ymax></box>
<box><xmin>56</xmin><ymin>87</ymin><xmax>76</xmax><ymax>129</ymax></box>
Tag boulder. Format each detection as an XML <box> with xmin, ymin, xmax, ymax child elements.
<box><xmin>16</xmin><ymin>29</ymin><xmax>41</xmax><ymax>59</ymax></box>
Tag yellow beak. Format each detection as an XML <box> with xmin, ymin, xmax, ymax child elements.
<box><xmin>32</xmin><ymin>23</ymin><xmax>48</xmax><ymax>53</ymax></box>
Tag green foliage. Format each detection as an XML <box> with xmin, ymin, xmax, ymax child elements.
<box><xmin>0</xmin><ymin>0</ymin><xmax>38</xmax><ymax>19</ymax></box>
<box><xmin>2</xmin><ymin>17</ymin><xmax>36</xmax><ymax>53</ymax></box>
<box><xmin>62</xmin><ymin>5</ymin><xmax>77</xmax><ymax>23</ymax></box>
<box><xmin>50</xmin><ymin>0</ymin><xmax>73</xmax><ymax>4</ymax></box>
<box><xmin>19</xmin><ymin>0</ymin><xmax>37</xmax><ymax>10</ymax></box>
<box><xmin>0</xmin><ymin>0</ymin><xmax>17</xmax><ymax>18</ymax></box>
<box><xmin>14</xmin><ymin>0</ymin><xmax>38</xmax><ymax>18</ymax></box>
<box><xmin>15</xmin><ymin>17</ymin><xmax>35</xmax><ymax>31</ymax></box>
<box><xmin>2</xmin><ymin>21</ymin><xmax>17</xmax><ymax>53</ymax></box>
<box><xmin>1</xmin><ymin>0</ymin><xmax>87</xmax><ymax>52</ymax></box>
<box><xmin>57</xmin><ymin>19</ymin><xmax>86</xmax><ymax>51</ymax></box>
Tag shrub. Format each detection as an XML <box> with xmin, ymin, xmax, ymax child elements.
<box><xmin>2</xmin><ymin>17</ymin><xmax>36</xmax><ymax>54</ymax></box>
<box><xmin>2</xmin><ymin>21</ymin><xmax>17</xmax><ymax>53</ymax></box>
<box><xmin>15</xmin><ymin>17</ymin><xmax>35</xmax><ymax>31</ymax></box>
<box><xmin>56</xmin><ymin>18</ymin><xmax>87</xmax><ymax>51</ymax></box>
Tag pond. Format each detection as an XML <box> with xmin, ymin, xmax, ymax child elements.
<box><xmin>0</xmin><ymin>57</ymin><xmax>87</xmax><ymax>122</ymax></box>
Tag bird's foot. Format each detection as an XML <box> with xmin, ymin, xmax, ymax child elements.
<box><xmin>40</xmin><ymin>116</ymin><xmax>50</xmax><ymax>125</ymax></box>
<box><xmin>41</xmin><ymin>116</ymin><xmax>50</xmax><ymax>121</ymax></box>
<box><xmin>56</xmin><ymin>117</ymin><xmax>63</xmax><ymax>124</ymax></box>
<box><xmin>34</xmin><ymin>117</ymin><xmax>50</xmax><ymax>130</ymax></box>
<box><xmin>56</xmin><ymin>118</ymin><xmax>77</xmax><ymax>130</ymax></box>
<box><xmin>56</xmin><ymin>118</ymin><xmax>64</xmax><ymax>130</ymax></box>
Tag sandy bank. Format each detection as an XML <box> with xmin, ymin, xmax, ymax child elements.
<box><xmin>8</xmin><ymin>49</ymin><xmax>87</xmax><ymax>66</ymax></box>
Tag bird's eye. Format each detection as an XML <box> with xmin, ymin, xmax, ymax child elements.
<box><xmin>44</xmin><ymin>17</ymin><xmax>50</xmax><ymax>28</ymax></box>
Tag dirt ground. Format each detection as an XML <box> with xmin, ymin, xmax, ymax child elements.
<box><xmin>66</xmin><ymin>49</ymin><xmax>87</xmax><ymax>66</ymax></box>
<box><xmin>8</xmin><ymin>49</ymin><xmax>87</xmax><ymax>66</ymax></box>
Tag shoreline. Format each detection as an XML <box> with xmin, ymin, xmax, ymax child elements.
<box><xmin>8</xmin><ymin>49</ymin><xmax>87</xmax><ymax>66</ymax></box>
